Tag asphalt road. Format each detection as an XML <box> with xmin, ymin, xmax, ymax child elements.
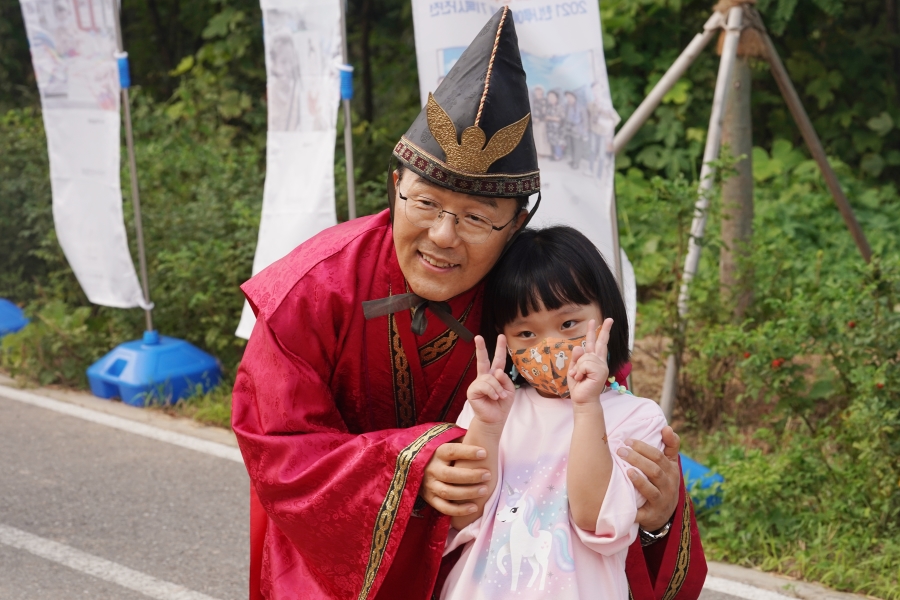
<box><xmin>0</xmin><ymin>388</ymin><xmax>758</xmax><ymax>600</ymax></box>
<box><xmin>0</xmin><ymin>392</ymin><xmax>249</xmax><ymax>599</ymax></box>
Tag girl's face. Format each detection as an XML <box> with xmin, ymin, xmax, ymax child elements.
<box><xmin>503</xmin><ymin>301</ymin><xmax>603</xmax><ymax>352</ymax></box>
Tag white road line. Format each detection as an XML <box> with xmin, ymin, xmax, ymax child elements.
<box><xmin>0</xmin><ymin>524</ymin><xmax>224</xmax><ymax>600</ymax></box>
<box><xmin>0</xmin><ymin>385</ymin><xmax>243</xmax><ymax>464</ymax></box>
<box><xmin>705</xmin><ymin>575</ymin><xmax>795</xmax><ymax>599</ymax></box>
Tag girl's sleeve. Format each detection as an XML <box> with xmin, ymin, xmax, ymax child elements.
<box><xmin>455</xmin><ymin>401</ymin><xmax>475</xmax><ymax>429</ymax></box>
<box><xmin>444</xmin><ymin>400</ymin><xmax>502</xmax><ymax>554</ymax></box>
<box><xmin>573</xmin><ymin>402</ymin><xmax>667</xmax><ymax>557</ymax></box>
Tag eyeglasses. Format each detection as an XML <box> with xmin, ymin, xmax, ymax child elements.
<box><xmin>397</xmin><ymin>190</ymin><xmax>518</xmax><ymax>245</ymax></box>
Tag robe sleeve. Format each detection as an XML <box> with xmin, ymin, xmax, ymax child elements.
<box><xmin>232</xmin><ymin>315</ymin><xmax>464</xmax><ymax>600</ymax></box>
<box><xmin>625</xmin><ymin>466</ymin><xmax>708</xmax><ymax>599</ymax></box>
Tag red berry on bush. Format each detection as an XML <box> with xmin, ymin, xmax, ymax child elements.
<box><xmin>771</xmin><ymin>359</ymin><xmax>781</xmax><ymax>369</ymax></box>
<box><xmin>848</xmin><ymin>321</ymin><xmax>856</xmax><ymax>328</ymax></box>
<box><xmin>877</xmin><ymin>382</ymin><xmax>885</xmax><ymax>389</ymax></box>
<box><xmin>744</xmin><ymin>352</ymin><xmax>751</xmax><ymax>358</ymax></box>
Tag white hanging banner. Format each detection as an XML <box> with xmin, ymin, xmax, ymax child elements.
<box><xmin>410</xmin><ymin>0</ymin><xmax>636</xmax><ymax>346</ymax></box>
<box><xmin>19</xmin><ymin>0</ymin><xmax>148</xmax><ymax>309</ymax></box>
<box><xmin>236</xmin><ymin>0</ymin><xmax>342</xmax><ymax>339</ymax></box>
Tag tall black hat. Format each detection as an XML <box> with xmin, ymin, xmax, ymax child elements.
<box><xmin>393</xmin><ymin>7</ymin><xmax>540</xmax><ymax>198</ymax></box>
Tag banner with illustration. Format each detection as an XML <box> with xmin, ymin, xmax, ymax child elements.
<box><xmin>236</xmin><ymin>0</ymin><xmax>343</xmax><ymax>339</ymax></box>
<box><xmin>19</xmin><ymin>0</ymin><xmax>149</xmax><ymax>309</ymax></box>
<box><xmin>410</xmin><ymin>0</ymin><xmax>636</xmax><ymax>345</ymax></box>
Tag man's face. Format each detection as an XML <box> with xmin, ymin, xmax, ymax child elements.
<box><xmin>392</xmin><ymin>171</ymin><xmax>526</xmax><ymax>302</ymax></box>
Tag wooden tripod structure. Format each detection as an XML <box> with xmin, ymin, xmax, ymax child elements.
<box><xmin>609</xmin><ymin>0</ymin><xmax>873</xmax><ymax>421</ymax></box>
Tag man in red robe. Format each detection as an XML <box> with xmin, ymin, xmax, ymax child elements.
<box><xmin>233</xmin><ymin>7</ymin><xmax>706</xmax><ymax>599</ymax></box>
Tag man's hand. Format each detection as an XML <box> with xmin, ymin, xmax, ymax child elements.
<box><xmin>618</xmin><ymin>425</ymin><xmax>681</xmax><ymax>532</ymax></box>
<box><xmin>421</xmin><ymin>442</ymin><xmax>491</xmax><ymax>517</ymax></box>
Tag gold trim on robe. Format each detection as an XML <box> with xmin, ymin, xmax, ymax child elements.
<box><xmin>358</xmin><ymin>423</ymin><xmax>456</xmax><ymax>600</ymax></box>
<box><xmin>418</xmin><ymin>302</ymin><xmax>474</xmax><ymax>367</ymax></box>
<box><xmin>661</xmin><ymin>495</ymin><xmax>694</xmax><ymax>600</ymax></box>
<box><xmin>390</xmin><ymin>313</ymin><xmax>416</xmax><ymax>428</ymax></box>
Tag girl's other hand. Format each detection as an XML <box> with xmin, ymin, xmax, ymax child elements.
<box><xmin>568</xmin><ymin>318</ymin><xmax>613</xmax><ymax>406</ymax></box>
<box><xmin>465</xmin><ymin>335</ymin><xmax>516</xmax><ymax>429</ymax></box>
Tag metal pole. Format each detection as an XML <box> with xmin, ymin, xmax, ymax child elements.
<box><xmin>339</xmin><ymin>0</ymin><xmax>357</xmax><ymax>220</ymax></box>
<box><xmin>758</xmin><ymin>20</ymin><xmax>872</xmax><ymax>263</ymax></box>
<box><xmin>609</xmin><ymin>192</ymin><xmax>625</xmax><ymax>300</ymax></box>
<box><xmin>612</xmin><ymin>11</ymin><xmax>725</xmax><ymax>155</ymax></box>
<box><xmin>659</xmin><ymin>5</ymin><xmax>744</xmax><ymax>421</ymax></box>
<box><xmin>111</xmin><ymin>0</ymin><xmax>153</xmax><ymax>332</ymax></box>
<box><xmin>607</xmin><ymin>188</ymin><xmax>633</xmax><ymax>390</ymax></box>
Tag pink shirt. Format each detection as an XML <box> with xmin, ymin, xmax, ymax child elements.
<box><xmin>441</xmin><ymin>386</ymin><xmax>666</xmax><ymax>600</ymax></box>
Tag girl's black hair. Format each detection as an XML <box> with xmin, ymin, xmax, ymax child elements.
<box><xmin>482</xmin><ymin>226</ymin><xmax>630</xmax><ymax>376</ymax></box>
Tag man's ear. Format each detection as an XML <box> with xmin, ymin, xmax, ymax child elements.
<box><xmin>388</xmin><ymin>168</ymin><xmax>401</xmax><ymax>223</ymax></box>
<box><xmin>509</xmin><ymin>208</ymin><xmax>529</xmax><ymax>239</ymax></box>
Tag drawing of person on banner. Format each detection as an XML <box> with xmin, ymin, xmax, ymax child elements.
<box><xmin>564</xmin><ymin>90</ymin><xmax>589</xmax><ymax>171</ymax></box>
<box><xmin>24</xmin><ymin>0</ymin><xmax>74</xmax><ymax>100</ymax></box>
<box><xmin>545</xmin><ymin>89</ymin><xmax>566</xmax><ymax>161</ymax></box>
<box><xmin>268</xmin><ymin>35</ymin><xmax>302</xmax><ymax>131</ymax></box>
<box><xmin>263</xmin><ymin>8</ymin><xmax>339</xmax><ymax>133</ymax></box>
<box><xmin>530</xmin><ymin>85</ymin><xmax>552</xmax><ymax>158</ymax></box>
<box><xmin>297</xmin><ymin>33</ymin><xmax>330</xmax><ymax>131</ymax></box>
<box><xmin>588</xmin><ymin>81</ymin><xmax>619</xmax><ymax>178</ymax></box>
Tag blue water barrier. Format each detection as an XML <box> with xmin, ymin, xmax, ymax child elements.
<box><xmin>680</xmin><ymin>453</ymin><xmax>724</xmax><ymax>509</ymax></box>
<box><xmin>0</xmin><ymin>299</ymin><xmax>29</xmax><ymax>338</ymax></box>
<box><xmin>87</xmin><ymin>331</ymin><xmax>221</xmax><ymax>407</ymax></box>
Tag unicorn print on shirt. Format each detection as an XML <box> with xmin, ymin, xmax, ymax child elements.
<box><xmin>493</xmin><ymin>483</ymin><xmax>574</xmax><ymax>592</ymax></box>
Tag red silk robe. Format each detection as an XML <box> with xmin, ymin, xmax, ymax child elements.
<box><xmin>233</xmin><ymin>209</ymin><xmax>707</xmax><ymax>600</ymax></box>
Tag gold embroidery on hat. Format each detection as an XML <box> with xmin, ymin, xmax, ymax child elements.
<box><xmin>426</xmin><ymin>93</ymin><xmax>530</xmax><ymax>175</ymax></box>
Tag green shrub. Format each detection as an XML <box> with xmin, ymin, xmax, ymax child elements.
<box><xmin>617</xmin><ymin>144</ymin><xmax>900</xmax><ymax>596</ymax></box>
<box><xmin>0</xmin><ymin>300</ymin><xmax>114</xmax><ymax>387</ymax></box>
<box><xmin>0</xmin><ymin>99</ymin><xmax>264</xmax><ymax>384</ymax></box>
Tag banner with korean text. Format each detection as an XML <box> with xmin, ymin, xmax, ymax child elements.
<box><xmin>410</xmin><ymin>0</ymin><xmax>636</xmax><ymax>345</ymax></box>
<box><xmin>19</xmin><ymin>0</ymin><xmax>149</xmax><ymax>309</ymax></box>
<box><xmin>236</xmin><ymin>0</ymin><xmax>343</xmax><ymax>339</ymax></box>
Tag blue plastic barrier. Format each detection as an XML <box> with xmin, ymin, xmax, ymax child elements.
<box><xmin>87</xmin><ymin>331</ymin><xmax>221</xmax><ymax>407</ymax></box>
<box><xmin>680</xmin><ymin>453</ymin><xmax>724</xmax><ymax>509</ymax></box>
<box><xmin>0</xmin><ymin>299</ymin><xmax>29</xmax><ymax>338</ymax></box>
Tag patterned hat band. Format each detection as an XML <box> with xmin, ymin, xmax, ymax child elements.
<box><xmin>394</xmin><ymin>139</ymin><xmax>541</xmax><ymax>198</ymax></box>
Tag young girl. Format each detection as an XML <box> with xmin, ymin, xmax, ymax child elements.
<box><xmin>440</xmin><ymin>226</ymin><xmax>667</xmax><ymax>600</ymax></box>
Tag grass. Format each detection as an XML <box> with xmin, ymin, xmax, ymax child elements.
<box><xmin>155</xmin><ymin>381</ymin><xmax>233</xmax><ymax>429</ymax></box>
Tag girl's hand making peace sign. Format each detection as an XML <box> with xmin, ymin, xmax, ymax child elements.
<box><xmin>465</xmin><ymin>335</ymin><xmax>516</xmax><ymax>430</ymax></box>
<box><xmin>567</xmin><ymin>318</ymin><xmax>614</xmax><ymax>406</ymax></box>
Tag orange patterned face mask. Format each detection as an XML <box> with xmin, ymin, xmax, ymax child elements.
<box><xmin>508</xmin><ymin>331</ymin><xmax>593</xmax><ymax>398</ymax></box>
